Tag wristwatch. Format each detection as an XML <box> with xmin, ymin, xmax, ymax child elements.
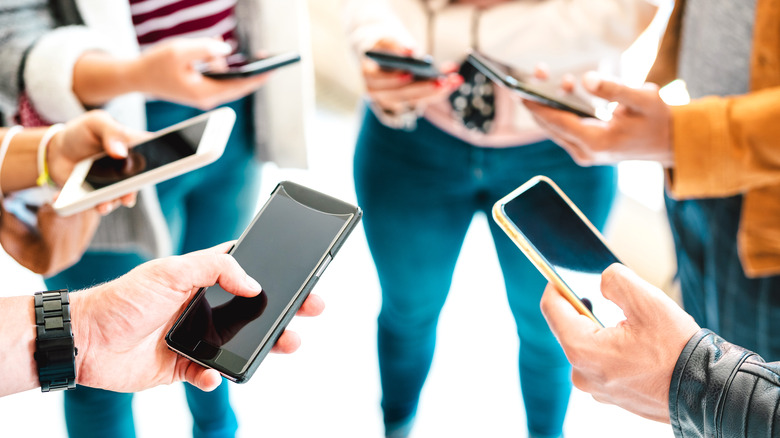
<box><xmin>33</xmin><ymin>290</ymin><xmax>78</xmax><ymax>392</ymax></box>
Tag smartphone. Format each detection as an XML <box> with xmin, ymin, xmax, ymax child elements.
<box><xmin>165</xmin><ymin>181</ymin><xmax>362</xmax><ymax>383</ymax></box>
<box><xmin>53</xmin><ymin>108</ymin><xmax>235</xmax><ymax>216</ymax></box>
<box><xmin>200</xmin><ymin>52</ymin><xmax>301</xmax><ymax>79</ymax></box>
<box><xmin>365</xmin><ymin>50</ymin><xmax>443</xmax><ymax>80</ymax></box>
<box><xmin>467</xmin><ymin>52</ymin><xmax>599</xmax><ymax>119</ymax></box>
<box><xmin>492</xmin><ymin>176</ymin><xmax>625</xmax><ymax>327</ymax></box>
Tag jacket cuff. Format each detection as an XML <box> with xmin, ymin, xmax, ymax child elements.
<box><xmin>668</xmin><ymin>97</ymin><xmax>738</xmax><ymax>199</ymax></box>
<box><xmin>669</xmin><ymin>329</ymin><xmax>753</xmax><ymax>438</ymax></box>
<box><xmin>23</xmin><ymin>26</ymin><xmax>116</xmax><ymax>123</ymax></box>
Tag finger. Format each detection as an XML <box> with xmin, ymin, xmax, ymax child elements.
<box><xmin>76</xmin><ymin>110</ymin><xmax>131</xmax><ymax>158</ymax></box>
<box><xmin>170</xmin><ymin>251</ymin><xmax>262</xmax><ymax>298</ymax></box>
<box><xmin>599</xmin><ymin>263</ymin><xmax>663</xmax><ymax>322</ymax></box>
<box><xmin>371</xmin><ymin>74</ymin><xmax>460</xmax><ymax>106</ymax></box>
<box><xmin>540</xmin><ymin>282</ymin><xmax>600</xmax><ymax>352</ymax></box>
<box><xmin>363</xmin><ymin>61</ymin><xmax>414</xmax><ymax>89</ymax></box>
<box><xmin>183</xmin><ymin>362</ymin><xmax>222</xmax><ymax>391</ymax></box>
<box><xmin>120</xmin><ymin>192</ymin><xmax>137</xmax><ymax>208</ymax></box>
<box><xmin>523</xmin><ymin>100</ymin><xmax>605</xmax><ymax>155</ymax></box>
<box><xmin>270</xmin><ymin>330</ymin><xmax>301</xmax><ymax>354</ymax></box>
<box><xmin>582</xmin><ymin>72</ymin><xmax>650</xmax><ymax>111</ymax></box>
<box><xmin>175</xmin><ymin>38</ymin><xmax>232</xmax><ymax>63</ymax></box>
<box><xmin>296</xmin><ymin>294</ymin><xmax>325</xmax><ymax>317</ymax></box>
<box><xmin>533</xmin><ymin>62</ymin><xmax>550</xmax><ymax>80</ymax></box>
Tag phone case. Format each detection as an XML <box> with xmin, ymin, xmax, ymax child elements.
<box><xmin>165</xmin><ymin>181</ymin><xmax>362</xmax><ymax>383</ymax></box>
<box><xmin>467</xmin><ymin>52</ymin><xmax>597</xmax><ymax>119</ymax></box>
<box><xmin>201</xmin><ymin>52</ymin><xmax>301</xmax><ymax>79</ymax></box>
<box><xmin>365</xmin><ymin>50</ymin><xmax>442</xmax><ymax>80</ymax></box>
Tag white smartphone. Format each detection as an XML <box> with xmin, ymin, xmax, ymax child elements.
<box><xmin>53</xmin><ymin>107</ymin><xmax>235</xmax><ymax>216</ymax></box>
<box><xmin>492</xmin><ymin>176</ymin><xmax>625</xmax><ymax>327</ymax></box>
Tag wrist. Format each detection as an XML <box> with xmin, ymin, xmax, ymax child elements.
<box><xmin>73</xmin><ymin>52</ymin><xmax>140</xmax><ymax>107</ymax></box>
<box><xmin>69</xmin><ymin>290</ymin><xmax>92</xmax><ymax>387</ymax></box>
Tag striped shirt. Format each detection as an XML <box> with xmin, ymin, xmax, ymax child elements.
<box><xmin>129</xmin><ymin>0</ymin><xmax>239</xmax><ymax>50</ymax></box>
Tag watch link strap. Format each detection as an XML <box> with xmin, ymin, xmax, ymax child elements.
<box><xmin>33</xmin><ymin>290</ymin><xmax>77</xmax><ymax>392</ymax></box>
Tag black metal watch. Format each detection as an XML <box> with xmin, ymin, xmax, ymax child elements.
<box><xmin>33</xmin><ymin>290</ymin><xmax>78</xmax><ymax>392</ymax></box>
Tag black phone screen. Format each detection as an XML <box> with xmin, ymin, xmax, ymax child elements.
<box><xmin>168</xmin><ymin>192</ymin><xmax>353</xmax><ymax>367</ymax></box>
<box><xmin>501</xmin><ymin>179</ymin><xmax>624</xmax><ymax>326</ymax></box>
<box><xmin>83</xmin><ymin>119</ymin><xmax>207</xmax><ymax>190</ymax></box>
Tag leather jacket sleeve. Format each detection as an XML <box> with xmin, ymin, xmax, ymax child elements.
<box><xmin>669</xmin><ymin>329</ymin><xmax>780</xmax><ymax>437</ymax></box>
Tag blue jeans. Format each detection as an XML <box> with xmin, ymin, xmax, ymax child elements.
<box><xmin>666</xmin><ymin>195</ymin><xmax>780</xmax><ymax>361</ymax></box>
<box><xmin>45</xmin><ymin>98</ymin><xmax>261</xmax><ymax>438</ymax></box>
<box><xmin>354</xmin><ymin>110</ymin><xmax>617</xmax><ymax>437</ymax></box>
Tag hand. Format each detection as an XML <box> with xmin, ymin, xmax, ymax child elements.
<box><xmin>47</xmin><ymin>110</ymin><xmax>142</xmax><ymax>214</ymax></box>
<box><xmin>129</xmin><ymin>38</ymin><xmax>270</xmax><ymax>110</ymax></box>
<box><xmin>540</xmin><ymin>263</ymin><xmax>700</xmax><ymax>423</ymax></box>
<box><xmin>362</xmin><ymin>39</ymin><xmax>462</xmax><ymax>115</ymax></box>
<box><xmin>71</xmin><ymin>242</ymin><xmax>325</xmax><ymax>393</ymax></box>
<box><xmin>523</xmin><ymin>72</ymin><xmax>674</xmax><ymax>167</ymax></box>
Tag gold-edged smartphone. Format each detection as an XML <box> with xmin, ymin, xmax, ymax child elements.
<box><xmin>492</xmin><ymin>176</ymin><xmax>624</xmax><ymax>327</ymax></box>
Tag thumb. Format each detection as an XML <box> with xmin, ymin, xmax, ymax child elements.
<box><xmin>175</xmin><ymin>38</ymin><xmax>232</xmax><ymax>63</ymax></box>
<box><xmin>598</xmin><ymin>263</ymin><xmax>654</xmax><ymax>321</ymax></box>
<box><xmin>582</xmin><ymin>72</ymin><xmax>648</xmax><ymax>111</ymax></box>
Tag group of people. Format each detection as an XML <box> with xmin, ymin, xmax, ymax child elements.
<box><xmin>1</xmin><ymin>0</ymin><xmax>779</xmax><ymax>437</ymax></box>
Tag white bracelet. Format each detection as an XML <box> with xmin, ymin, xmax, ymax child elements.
<box><xmin>37</xmin><ymin>123</ymin><xmax>65</xmax><ymax>187</ymax></box>
<box><xmin>0</xmin><ymin>125</ymin><xmax>24</xmax><ymax>203</ymax></box>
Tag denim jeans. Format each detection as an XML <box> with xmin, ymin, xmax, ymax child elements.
<box><xmin>44</xmin><ymin>97</ymin><xmax>261</xmax><ymax>438</ymax></box>
<box><xmin>354</xmin><ymin>109</ymin><xmax>617</xmax><ymax>437</ymax></box>
<box><xmin>666</xmin><ymin>194</ymin><xmax>780</xmax><ymax>361</ymax></box>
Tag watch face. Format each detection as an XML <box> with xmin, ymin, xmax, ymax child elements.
<box><xmin>34</xmin><ymin>290</ymin><xmax>77</xmax><ymax>392</ymax></box>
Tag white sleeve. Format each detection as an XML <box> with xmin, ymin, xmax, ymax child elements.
<box><xmin>342</xmin><ymin>0</ymin><xmax>421</xmax><ymax>56</ymax></box>
<box><xmin>23</xmin><ymin>26</ymin><xmax>117</xmax><ymax>123</ymax></box>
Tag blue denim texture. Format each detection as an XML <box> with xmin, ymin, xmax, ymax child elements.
<box><xmin>666</xmin><ymin>194</ymin><xmax>780</xmax><ymax>362</ymax></box>
<box><xmin>354</xmin><ymin>109</ymin><xmax>617</xmax><ymax>437</ymax></box>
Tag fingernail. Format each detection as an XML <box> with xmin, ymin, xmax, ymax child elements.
<box><xmin>127</xmin><ymin>197</ymin><xmax>137</xmax><ymax>208</ymax></box>
<box><xmin>109</xmin><ymin>140</ymin><xmax>128</xmax><ymax>158</ymax></box>
<box><xmin>245</xmin><ymin>275</ymin><xmax>262</xmax><ymax>293</ymax></box>
<box><xmin>583</xmin><ymin>71</ymin><xmax>601</xmax><ymax>92</ymax></box>
<box><xmin>210</xmin><ymin>41</ymin><xmax>233</xmax><ymax>56</ymax></box>
<box><xmin>400</xmin><ymin>73</ymin><xmax>413</xmax><ymax>81</ymax></box>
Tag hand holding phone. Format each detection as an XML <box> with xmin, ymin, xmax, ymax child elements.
<box><xmin>199</xmin><ymin>52</ymin><xmax>301</xmax><ymax>79</ymax></box>
<box><xmin>166</xmin><ymin>181</ymin><xmax>362</xmax><ymax>383</ymax></box>
<box><xmin>53</xmin><ymin>108</ymin><xmax>235</xmax><ymax>216</ymax></box>
<box><xmin>493</xmin><ymin>176</ymin><xmax>625</xmax><ymax>327</ymax></box>
<box><xmin>468</xmin><ymin>52</ymin><xmax>600</xmax><ymax>119</ymax></box>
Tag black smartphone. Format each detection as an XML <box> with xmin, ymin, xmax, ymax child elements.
<box><xmin>492</xmin><ymin>176</ymin><xmax>625</xmax><ymax>327</ymax></box>
<box><xmin>365</xmin><ymin>50</ymin><xmax>443</xmax><ymax>80</ymax></box>
<box><xmin>165</xmin><ymin>181</ymin><xmax>362</xmax><ymax>382</ymax></box>
<box><xmin>467</xmin><ymin>52</ymin><xmax>598</xmax><ymax>119</ymax></box>
<box><xmin>200</xmin><ymin>52</ymin><xmax>301</xmax><ymax>79</ymax></box>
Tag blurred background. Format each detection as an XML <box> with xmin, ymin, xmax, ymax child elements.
<box><xmin>1</xmin><ymin>1</ymin><xmax>681</xmax><ymax>436</ymax></box>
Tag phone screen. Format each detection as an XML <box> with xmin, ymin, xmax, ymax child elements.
<box><xmin>83</xmin><ymin>119</ymin><xmax>207</xmax><ymax>190</ymax></box>
<box><xmin>168</xmin><ymin>191</ymin><xmax>353</xmax><ymax>368</ymax></box>
<box><xmin>501</xmin><ymin>179</ymin><xmax>624</xmax><ymax>326</ymax></box>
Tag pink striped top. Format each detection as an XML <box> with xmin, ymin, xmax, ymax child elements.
<box><xmin>129</xmin><ymin>0</ymin><xmax>239</xmax><ymax>51</ymax></box>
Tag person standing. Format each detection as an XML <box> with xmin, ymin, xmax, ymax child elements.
<box><xmin>343</xmin><ymin>0</ymin><xmax>656</xmax><ymax>437</ymax></box>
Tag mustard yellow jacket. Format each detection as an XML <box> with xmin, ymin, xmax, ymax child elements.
<box><xmin>648</xmin><ymin>0</ymin><xmax>780</xmax><ymax>277</ymax></box>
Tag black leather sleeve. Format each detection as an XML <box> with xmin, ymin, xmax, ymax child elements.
<box><xmin>669</xmin><ymin>329</ymin><xmax>780</xmax><ymax>437</ymax></box>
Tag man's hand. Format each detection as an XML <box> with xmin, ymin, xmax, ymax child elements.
<box><xmin>362</xmin><ymin>39</ymin><xmax>462</xmax><ymax>115</ymax></box>
<box><xmin>524</xmin><ymin>73</ymin><xmax>675</xmax><ymax>167</ymax></box>
<box><xmin>71</xmin><ymin>242</ymin><xmax>325</xmax><ymax>393</ymax></box>
<box><xmin>540</xmin><ymin>263</ymin><xmax>700</xmax><ymax>423</ymax></box>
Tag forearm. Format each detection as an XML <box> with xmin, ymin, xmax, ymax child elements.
<box><xmin>0</xmin><ymin>127</ymin><xmax>49</xmax><ymax>194</ymax></box>
<box><xmin>0</xmin><ymin>296</ymin><xmax>39</xmax><ymax>396</ymax></box>
<box><xmin>669</xmin><ymin>329</ymin><xmax>780</xmax><ymax>438</ymax></box>
<box><xmin>72</xmin><ymin>52</ymin><xmax>141</xmax><ymax>108</ymax></box>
